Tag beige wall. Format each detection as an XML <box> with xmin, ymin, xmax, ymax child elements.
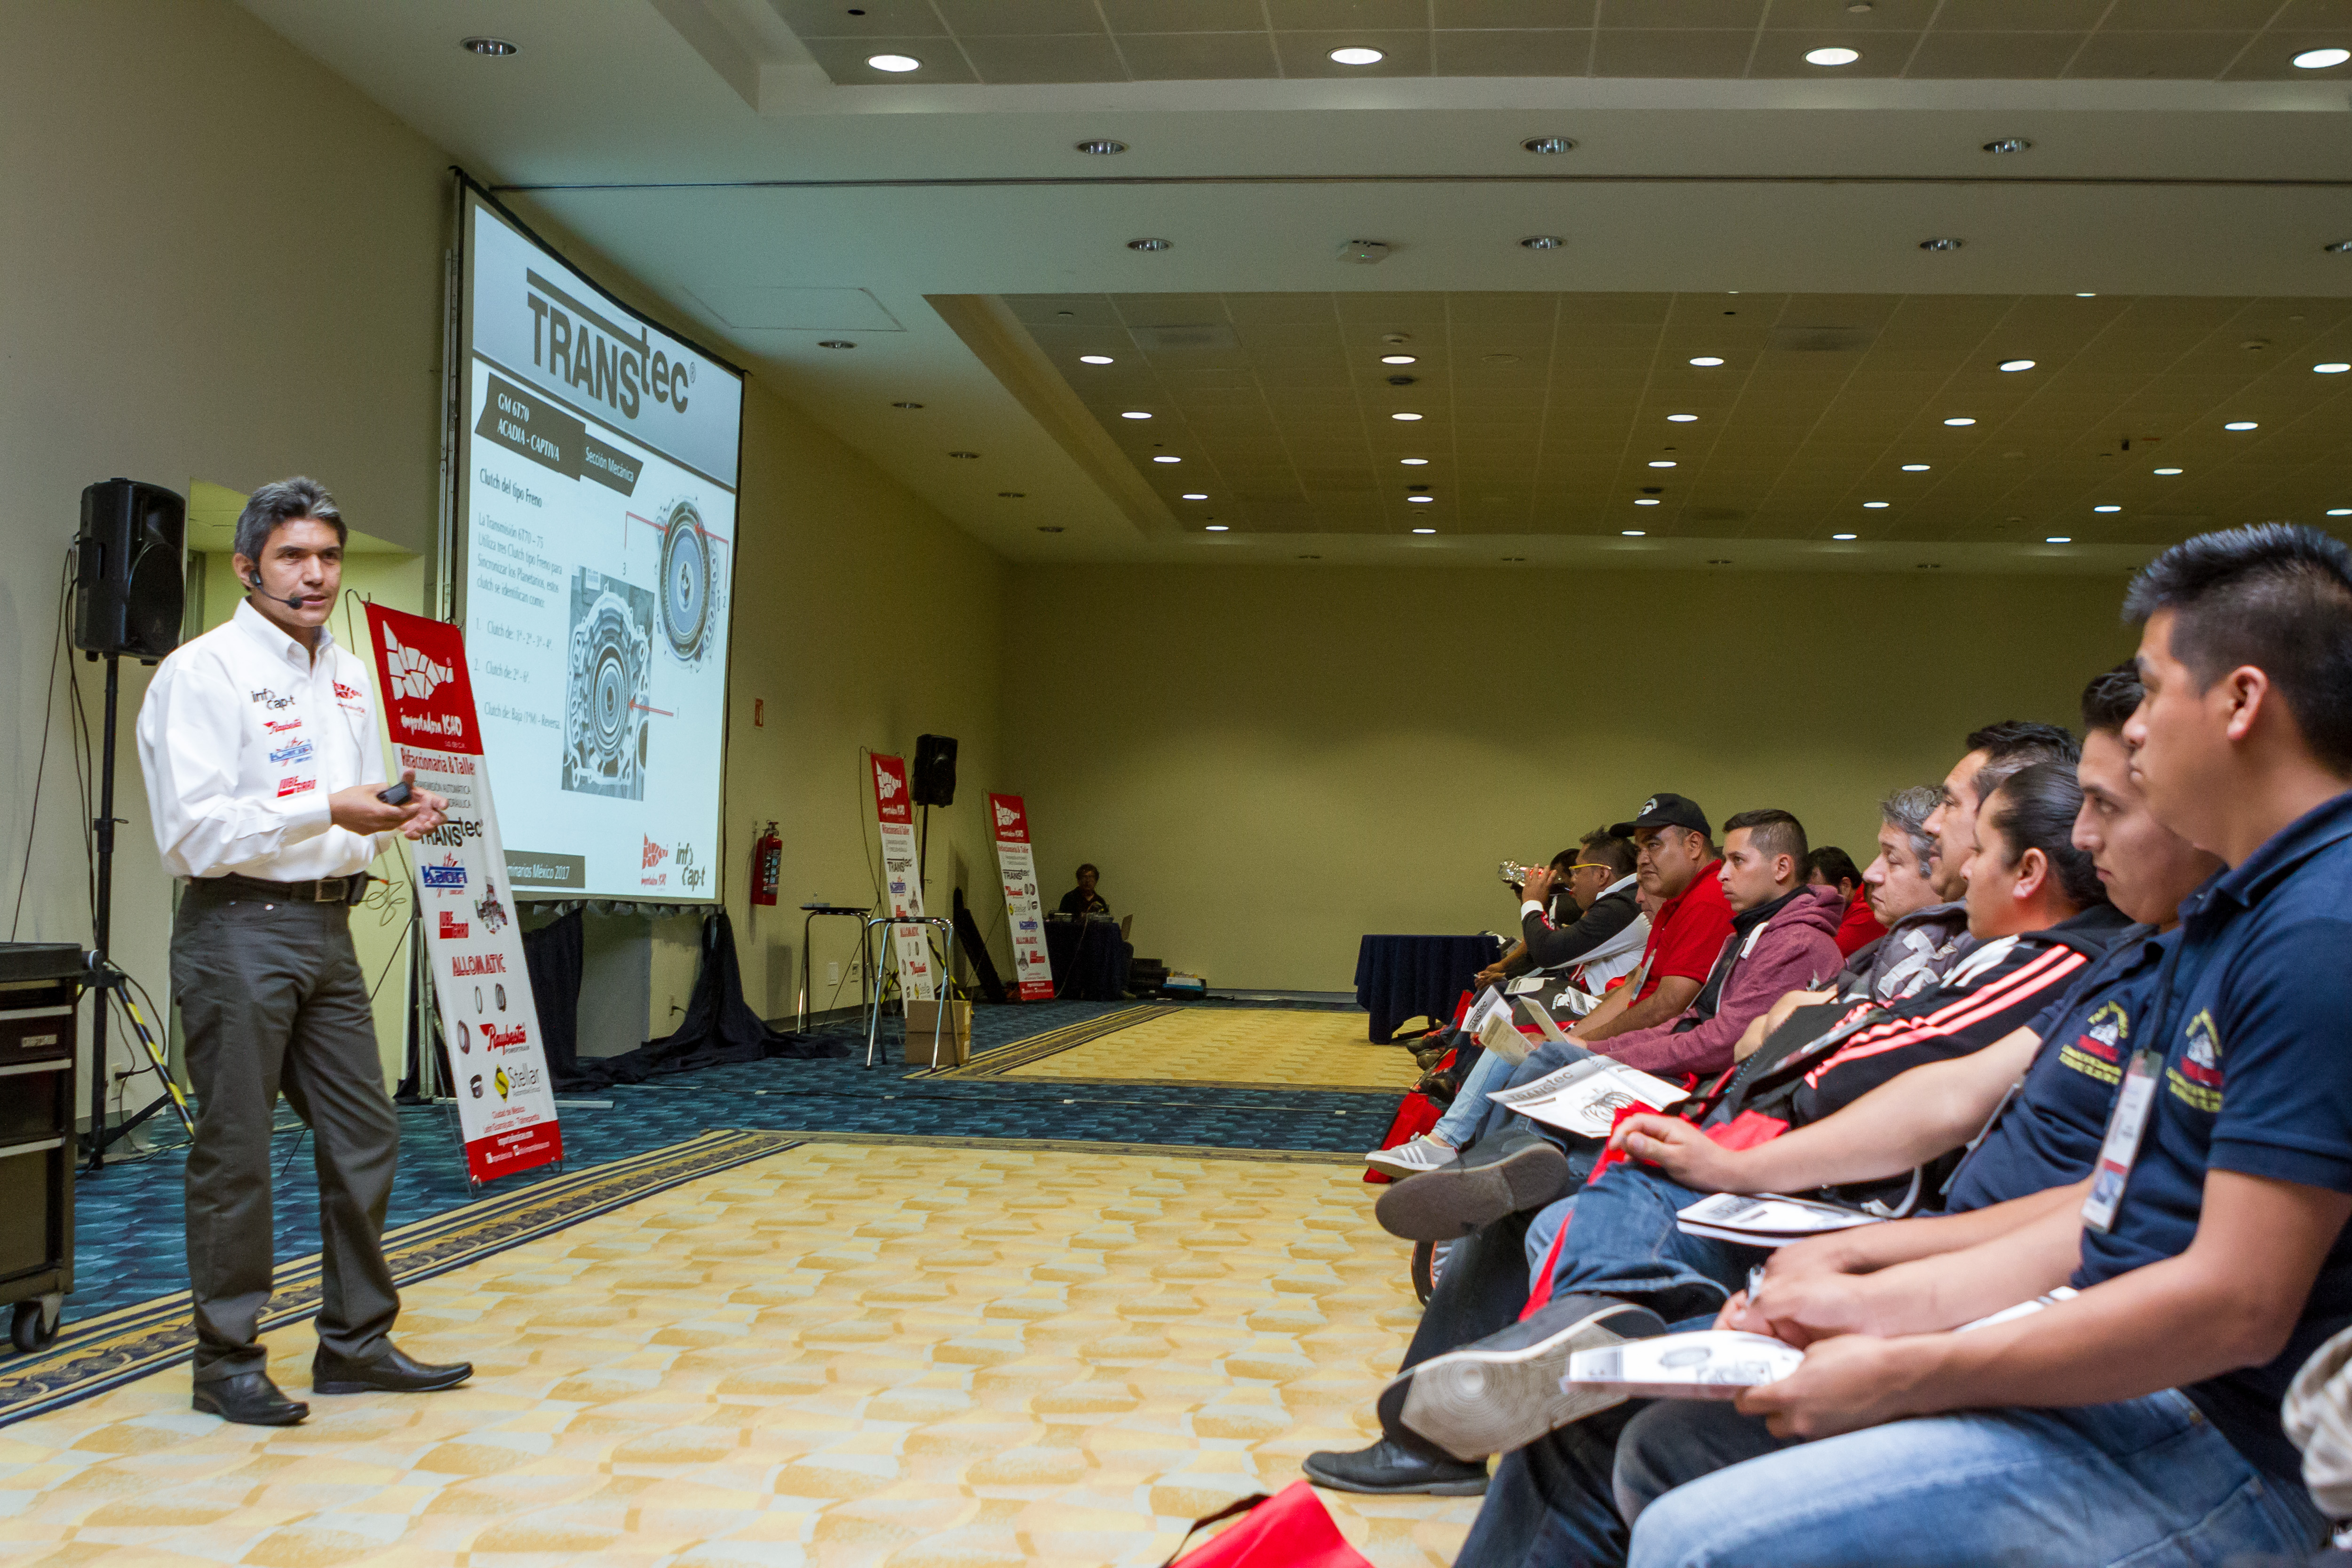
<box><xmin>1004</xmin><ymin>564</ymin><xmax>2139</xmax><ymax>993</ymax></box>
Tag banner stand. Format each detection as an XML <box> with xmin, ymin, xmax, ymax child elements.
<box><xmin>987</xmin><ymin>794</ymin><xmax>1056</xmax><ymax>1003</ymax></box>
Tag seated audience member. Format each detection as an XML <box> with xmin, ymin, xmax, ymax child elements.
<box><xmin>1056</xmin><ymin>863</ymin><xmax>1108</xmax><ymax>917</ymax></box>
<box><xmin>1807</xmin><ymin>844</ymin><xmax>1884</xmax><ymax>955</ymax></box>
<box><xmin>1474</xmin><ymin>833</ymin><xmax>1643</xmax><ymax>992</ymax></box>
<box><xmin>1386</xmin><ymin>716</ymin><xmax>2137</xmax><ymax>1482</ymax></box>
<box><xmin>1548</xmin><ymin>795</ymin><xmax>1737</xmax><ymax>1048</ymax></box>
<box><xmin>1473</xmin><ymin>849</ymin><xmax>1575</xmax><ymax>990</ymax></box>
<box><xmin>1505</xmin><ymin>525</ymin><xmax>2352</xmax><ymax>1568</ymax></box>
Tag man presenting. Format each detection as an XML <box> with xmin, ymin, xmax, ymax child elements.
<box><xmin>137</xmin><ymin>478</ymin><xmax>472</xmax><ymax>1426</ymax></box>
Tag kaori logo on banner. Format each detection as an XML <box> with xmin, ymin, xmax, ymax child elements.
<box><xmin>364</xmin><ymin>602</ymin><xmax>563</xmax><ymax>1187</ymax></box>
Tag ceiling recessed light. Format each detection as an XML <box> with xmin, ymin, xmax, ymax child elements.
<box><xmin>2225</xmin><ymin>421</ymin><xmax>2259</xmax><ymax>430</ymax></box>
<box><xmin>1521</xmin><ymin>235</ymin><xmax>1565</xmax><ymax>250</ymax></box>
<box><xmin>818</xmin><ymin>340</ymin><xmax>856</xmax><ymax>350</ymax></box>
<box><xmin>2294</xmin><ymin>47</ymin><xmax>2352</xmax><ymax>69</ymax></box>
<box><xmin>1380</xmin><ymin>354</ymin><xmax>1417</xmax><ymax>365</ymax></box>
<box><xmin>949</xmin><ymin>451</ymin><xmax>980</xmax><ymax>459</ymax></box>
<box><xmin>866</xmin><ymin>53</ymin><xmax>921</xmax><ymax>72</ymax></box>
<box><xmin>1523</xmin><ymin>135</ymin><xmax>1576</xmax><ymax>154</ymax></box>
<box><xmin>1392</xmin><ymin>412</ymin><xmax>1423</xmax><ymax>421</ymax></box>
<box><xmin>2094</xmin><ymin>505</ymin><xmax>2122</xmax><ymax>512</ymax></box>
<box><xmin>1689</xmin><ymin>356</ymin><xmax>1725</xmax><ymax>366</ymax></box>
<box><xmin>1181</xmin><ymin>492</ymin><xmax>1208</xmax><ymax>500</ymax></box>
<box><xmin>1621</xmin><ymin>530</ymin><xmax>1647</xmax><ymax>536</ymax></box>
<box><xmin>2154</xmin><ymin>467</ymin><xmax>2183</xmax><ymax>475</ymax></box>
<box><xmin>1806</xmin><ymin>46</ymin><xmax>1859</xmax><ymax>66</ymax></box>
<box><xmin>2330</xmin><ymin>508</ymin><xmax>2352</xmax><ymax>517</ymax></box>
<box><xmin>1204</xmin><ymin>525</ymin><xmax>1229</xmax><ymax>532</ymax></box>
<box><xmin>2046</xmin><ymin>535</ymin><xmax>2073</xmax><ymax>543</ymax></box>
<box><xmin>1646</xmin><ymin>461</ymin><xmax>1675</xmax><ymax>469</ymax></box>
<box><xmin>1863</xmin><ymin>501</ymin><xmax>1890</xmax><ymax>509</ymax></box>
<box><xmin>1998</xmin><ymin>358</ymin><xmax>2036</xmax><ymax>372</ymax></box>
<box><xmin>461</xmin><ymin>36</ymin><xmax>518</xmax><ymax>56</ymax></box>
<box><xmin>1982</xmin><ymin>137</ymin><xmax>2032</xmax><ymax>154</ymax></box>
<box><xmin>890</xmin><ymin>400</ymin><xmax>923</xmax><ymax>409</ymax></box>
<box><xmin>1399</xmin><ymin>457</ymin><xmax>1429</xmax><ymax>465</ymax></box>
<box><xmin>1944</xmin><ymin>416</ymin><xmax>1977</xmax><ymax>426</ymax></box>
<box><xmin>1411</xmin><ymin>526</ymin><xmax>1438</xmax><ymax>533</ymax></box>
<box><xmin>1120</xmin><ymin>410</ymin><xmax>1152</xmax><ymax>420</ymax></box>
<box><xmin>1079</xmin><ymin>354</ymin><xmax>1114</xmax><ymax>365</ymax></box>
<box><xmin>1406</xmin><ymin>495</ymin><xmax>1435</xmax><ymax>503</ymax></box>
<box><xmin>1667</xmin><ymin>414</ymin><xmax>1699</xmax><ymax>422</ymax></box>
<box><xmin>1919</xmin><ymin>237</ymin><xmax>1965</xmax><ymax>252</ymax></box>
<box><xmin>1152</xmin><ymin>455</ymin><xmax>1181</xmax><ymax>463</ymax></box>
<box><xmin>1126</xmin><ymin>237</ymin><xmax>1172</xmax><ymax>251</ymax></box>
<box><xmin>1076</xmin><ymin>139</ymin><xmax>1127</xmax><ymax>155</ymax></box>
<box><xmin>1329</xmin><ymin>46</ymin><xmax>1384</xmax><ymax>64</ymax></box>
<box><xmin>1901</xmin><ymin>462</ymin><xmax>1931</xmax><ymax>471</ymax></box>
<box><xmin>1633</xmin><ymin>498</ymin><xmax>1661</xmax><ymax>506</ymax></box>
<box><xmin>2318</xmin><ymin>362</ymin><xmax>2352</xmax><ymax>374</ymax></box>
<box><xmin>1832</xmin><ymin>533</ymin><xmax>1859</xmax><ymax>541</ymax></box>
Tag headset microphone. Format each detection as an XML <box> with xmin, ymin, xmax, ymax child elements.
<box><xmin>247</xmin><ymin>571</ymin><xmax>312</xmax><ymax>612</ymax></box>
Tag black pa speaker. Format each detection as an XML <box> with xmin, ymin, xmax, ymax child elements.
<box><xmin>912</xmin><ymin>733</ymin><xmax>959</xmax><ymax>807</ymax></box>
<box><xmin>72</xmin><ymin>479</ymin><xmax>186</xmax><ymax>660</ymax></box>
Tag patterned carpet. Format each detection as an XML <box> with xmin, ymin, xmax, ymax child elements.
<box><xmin>2</xmin><ymin>1138</ymin><xmax>1477</xmax><ymax>1567</ymax></box>
<box><xmin>995</xmin><ymin>1010</ymin><xmax>1425</xmax><ymax>1093</ymax></box>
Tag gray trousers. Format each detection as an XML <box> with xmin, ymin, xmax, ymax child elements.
<box><xmin>170</xmin><ymin>881</ymin><xmax>401</xmax><ymax>1382</ymax></box>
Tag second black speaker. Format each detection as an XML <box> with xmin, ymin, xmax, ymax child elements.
<box><xmin>72</xmin><ymin>478</ymin><xmax>186</xmax><ymax>660</ymax></box>
<box><xmin>911</xmin><ymin>734</ymin><xmax>958</xmax><ymax>806</ymax></box>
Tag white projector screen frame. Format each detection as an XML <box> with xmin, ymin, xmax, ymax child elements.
<box><xmin>448</xmin><ymin>182</ymin><xmax>744</xmax><ymax>905</ymax></box>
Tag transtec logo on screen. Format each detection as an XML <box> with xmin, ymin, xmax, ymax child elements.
<box><xmin>525</xmin><ymin>268</ymin><xmax>691</xmax><ymax>420</ymax></box>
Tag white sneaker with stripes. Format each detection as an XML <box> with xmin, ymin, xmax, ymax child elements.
<box><xmin>1365</xmin><ymin>1135</ymin><xmax>1460</xmax><ymax>1180</ymax></box>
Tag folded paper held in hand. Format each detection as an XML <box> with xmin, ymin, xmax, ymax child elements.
<box><xmin>1675</xmin><ymin>1191</ymin><xmax>1885</xmax><ymax>1246</ymax></box>
<box><xmin>1487</xmin><ymin>1047</ymin><xmax>1686</xmax><ymax>1140</ymax></box>
<box><xmin>1567</xmin><ymin>1331</ymin><xmax>1805</xmax><ymax>1401</ymax></box>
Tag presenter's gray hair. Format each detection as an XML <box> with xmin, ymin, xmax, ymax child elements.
<box><xmin>234</xmin><ymin>477</ymin><xmax>345</xmax><ymax>563</ymax></box>
<box><xmin>1878</xmin><ymin>785</ymin><xmax>1940</xmax><ymax>864</ymax></box>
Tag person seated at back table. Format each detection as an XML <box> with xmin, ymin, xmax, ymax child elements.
<box><xmin>1807</xmin><ymin>844</ymin><xmax>1885</xmax><ymax>955</ymax></box>
<box><xmin>1057</xmin><ymin>862</ymin><xmax>1108</xmax><ymax>917</ymax></box>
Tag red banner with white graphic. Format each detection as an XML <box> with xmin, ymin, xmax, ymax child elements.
<box><xmin>870</xmin><ymin>753</ymin><xmax>934</xmax><ymax>1001</ymax></box>
<box><xmin>364</xmin><ymin>603</ymin><xmax>563</xmax><ymax>1185</ymax></box>
<box><xmin>988</xmin><ymin>793</ymin><xmax>1055</xmax><ymax>1002</ymax></box>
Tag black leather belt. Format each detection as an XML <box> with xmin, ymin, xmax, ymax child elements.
<box><xmin>193</xmin><ymin>872</ymin><xmax>370</xmax><ymax>905</ymax></box>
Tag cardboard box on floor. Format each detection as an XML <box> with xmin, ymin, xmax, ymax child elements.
<box><xmin>903</xmin><ymin>999</ymin><xmax>972</xmax><ymax>1067</ymax></box>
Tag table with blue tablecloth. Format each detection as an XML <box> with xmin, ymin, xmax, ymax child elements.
<box><xmin>1353</xmin><ymin>933</ymin><xmax>1504</xmax><ymax>1043</ymax></box>
<box><xmin>1047</xmin><ymin>916</ymin><xmax>1130</xmax><ymax>1002</ymax></box>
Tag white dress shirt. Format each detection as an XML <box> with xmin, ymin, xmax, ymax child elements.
<box><xmin>136</xmin><ymin>598</ymin><xmax>387</xmax><ymax>881</ymax></box>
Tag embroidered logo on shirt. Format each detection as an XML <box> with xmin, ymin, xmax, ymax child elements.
<box><xmin>2167</xmin><ymin>1008</ymin><xmax>2224</xmax><ymax>1112</ymax></box>
<box><xmin>268</xmin><ymin>739</ymin><xmax>313</xmax><ymax>766</ymax></box>
<box><xmin>2060</xmin><ymin>1000</ymin><xmax>2128</xmax><ymax>1085</ymax></box>
<box><xmin>264</xmin><ymin>717</ymin><xmax>302</xmax><ymax>734</ymax></box>
<box><xmin>334</xmin><ymin>680</ymin><xmax>363</xmax><ymax>701</ymax></box>
<box><xmin>276</xmin><ymin>776</ymin><xmax>315</xmax><ymax>797</ymax></box>
<box><xmin>250</xmin><ymin>687</ymin><xmax>294</xmax><ymax>710</ymax></box>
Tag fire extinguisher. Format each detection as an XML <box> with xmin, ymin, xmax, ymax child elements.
<box><xmin>751</xmin><ymin>821</ymin><xmax>781</xmax><ymax>907</ymax></box>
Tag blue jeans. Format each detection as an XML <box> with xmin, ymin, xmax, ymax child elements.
<box><xmin>1545</xmin><ymin>1164</ymin><xmax>1765</xmax><ymax>1322</ymax></box>
<box><xmin>1431</xmin><ymin>1046</ymin><xmax>1518</xmax><ymax>1146</ymax></box>
<box><xmin>1619</xmin><ymin>1393</ymin><xmax>2328</xmax><ymax>1567</ymax></box>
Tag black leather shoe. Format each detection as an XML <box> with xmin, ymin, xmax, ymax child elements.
<box><xmin>1302</xmin><ymin>1437</ymin><xmax>1488</xmax><ymax>1496</ymax></box>
<box><xmin>1373</xmin><ymin>1131</ymin><xmax>1572</xmax><ymax>1241</ymax></box>
<box><xmin>312</xmin><ymin>1343</ymin><xmax>474</xmax><ymax>1394</ymax></box>
<box><xmin>193</xmin><ymin>1370</ymin><xmax>309</xmax><ymax>1426</ymax></box>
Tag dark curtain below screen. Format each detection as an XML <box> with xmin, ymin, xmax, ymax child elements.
<box><xmin>519</xmin><ymin>908</ymin><xmax>584</xmax><ymax>1085</ymax></box>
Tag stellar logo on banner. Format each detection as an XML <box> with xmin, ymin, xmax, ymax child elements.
<box><xmin>870</xmin><ymin>753</ymin><xmax>934</xmax><ymax>1002</ymax></box>
<box><xmin>988</xmin><ymin>792</ymin><xmax>1056</xmax><ymax>1003</ymax></box>
<box><xmin>365</xmin><ymin>601</ymin><xmax>562</xmax><ymax>1186</ymax></box>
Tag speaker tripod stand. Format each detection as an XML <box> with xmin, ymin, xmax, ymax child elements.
<box><xmin>83</xmin><ymin>649</ymin><xmax>199</xmax><ymax>1170</ymax></box>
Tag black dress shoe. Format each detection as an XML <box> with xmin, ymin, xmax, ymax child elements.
<box><xmin>312</xmin><ymin>1343</ymin><xmax>474</xmax><ymax>1394</ymax></box>
<box><xmin>193</xmin><ymin>1370</ymin><xmax>309</xmax><ymax>1426</ymax></box>
<box><xmin>1302</xmin><ymin>1437</ymin><xmax>1488</xmax><ymax>1496</ymax></box>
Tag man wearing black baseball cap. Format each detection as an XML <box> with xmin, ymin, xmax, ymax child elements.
<box><xmin>1566</xmin><ymin>794</ymin><xmax>1735</xmax><ymax>1050</ymax></box>
<box><xmin>1608</xmin><ymin>792</ymin><xmax>1710</xmax><ymax>843</ymax></box>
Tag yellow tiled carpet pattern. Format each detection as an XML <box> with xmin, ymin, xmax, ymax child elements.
<box><xmin>0</xmin><ymin>1139</ymin><xmax>1477</xmax><ymax>1567</ymax></box>
<box><xmin>1001</xmin><ymin>1009</ymin><xmax>1421</xmax><ymax>1092</ymax></box>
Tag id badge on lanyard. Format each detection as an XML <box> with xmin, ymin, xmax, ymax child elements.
<box><xmin>2082</xmin><ymin>1048</ymin><xmax>2164</xmax><ymax>1234</ymax></box>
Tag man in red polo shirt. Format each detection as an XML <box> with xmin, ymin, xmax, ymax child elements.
<box><xmin>1554</xmin><ymin>795</ymin><xmax>1736</xmax><ymax>1046</ymax></box>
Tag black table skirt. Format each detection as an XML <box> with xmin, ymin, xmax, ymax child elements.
<box><xmin>1046</xmin><ymin>918</ymin><xmax>1130</xmax><ymax>1002</ymax></box>
<box><xmin>1353</xmin><ymin>933</ymin><xmax>1503</xmax><ymax>1043</ymax></box>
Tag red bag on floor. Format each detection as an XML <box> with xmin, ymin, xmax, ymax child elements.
<box><xmin>1162</xmin><ymin>1481</ymin><xmax>1374</xmax><ymax>1568</ymax></box>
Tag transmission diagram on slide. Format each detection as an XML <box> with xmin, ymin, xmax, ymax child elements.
<box><xmin>564</xmin><ymin>569</ymin><xmax>653</xmax><ymax>801</ymax></box>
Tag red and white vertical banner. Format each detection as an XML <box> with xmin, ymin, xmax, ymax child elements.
<box><xmin>869</xmin><ymin>754</ymin><xmax>936</xmax><ymax>1002</ymax></box>
<box><xmin>988</xmin><ymin>793</ymin><xmax>1055</xmax><ymax>1002</ymax></box>
<box><xmin>364</xmin><ymin>603</ymin><xmax>564</xmax><ymax>1186</ymax></box>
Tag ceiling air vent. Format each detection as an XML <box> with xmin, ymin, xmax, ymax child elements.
<box><xmin>1128</xmin><ymin>323</ymin><xmax>1240</xmax><ymax>352</ymax></box>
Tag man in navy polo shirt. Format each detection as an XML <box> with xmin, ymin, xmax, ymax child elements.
<box><xmin>1596</xmin><ymin>524</ymin><xmax>2352</xmax><ymax>1568</ymax></box>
